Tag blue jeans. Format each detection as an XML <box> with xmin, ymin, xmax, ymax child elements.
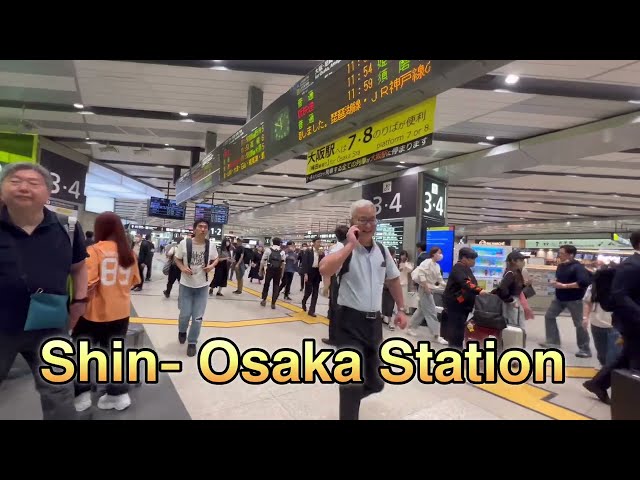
<box><xmin>544</xmin><ymin>298</ymin><xmax>591</xmax><ymax>353</ymax></box>
<box><xmin>591</xmin><ymin>325</ymin><xmax>622</xmax><ymax>367</ymax></box>
<box><xmin>178</xmin><ymin>285</ymin><xmax>209</xmax><ymax>344</ymax></box>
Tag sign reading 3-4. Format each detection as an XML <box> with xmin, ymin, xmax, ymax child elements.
<box><xmin>422</xmin><ymin>174</ymin><xmax>447</xmax><ymax>227</ymax></box>
<box><xmin>362</xmin><ymin>175</ymin><xmax>418</xmax><ymax>221</ymax></box>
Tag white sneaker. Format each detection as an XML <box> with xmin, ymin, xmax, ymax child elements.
<box><xmin>97</xmin><ymin>393</ymin><xmax>131</xmax><ymax>411</ymax></box>
<box><xmin>74</xmin><ymin>391</ymin><xmax>92</xmax><ymax>412</ymax></box>
<box><xmin>406</xmin><ymin>329</ymin><xmax>418</xmax><ymax>337</ymax></box>
<box><xmin>437</xmin><ymin>336</ymin><xmax>448</xmax><ymax>345</ymax></box>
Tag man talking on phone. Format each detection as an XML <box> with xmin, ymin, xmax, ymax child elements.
<box><xmin>319</xmin><ymin>199</ymin><xmax>408</xmax><ymax>420</ymax></box>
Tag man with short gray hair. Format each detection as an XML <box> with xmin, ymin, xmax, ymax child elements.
<box><xmin>320</xmin><ymin>199</ymin><xmax>408</xmax><ymax>420</ymax></box>
<box><xmin>0</xmin><ymin>162</ymin><xmax>88</xmax><ymax>420</ymax></box>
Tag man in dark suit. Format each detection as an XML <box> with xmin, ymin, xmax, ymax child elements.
<box><xmin>301</xmin><ymin>236</ymin><xmax>324</xmax><ymax>317</ymax></box>
<box><xmin>584</xmin><ymin>231</ymin><xmax>640</xmax><ymax>403</ymax></box>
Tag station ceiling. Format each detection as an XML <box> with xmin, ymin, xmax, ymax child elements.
<box><xmin>1</xmin><ymin>60</ymin><xmax>639</xmax><ymax>235</ymax></box>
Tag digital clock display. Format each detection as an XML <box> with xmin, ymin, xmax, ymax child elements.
<box><xmin>176</xmin><ymin>60</ymin><xmax>435</xmax><ymax>203</ymax></box>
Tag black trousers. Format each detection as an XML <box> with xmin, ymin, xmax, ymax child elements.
<box><xmin>335</xmin><ymin>306</ymin><xmax>384</xmax><ymax>420</ymax></box>
<box><xmin>0</xmin><ymin>328</ymin><xmax>80</xmax><ymax>420</ymax></box>
<box><xmin>262</xmin><ymin>268</ymin><xmax>282</xmax><ymax>305</ymax></box>
<box><xmin>302</xmin><ymin>268</ymin><xmax>321</xmax><ymax>314</ymax></box>
<box><xmin>72</xmin><ymin>317</ymin><xmax>130</xmax><ymax>397</ymax></box>
<box><xmin>279</xmin><ymin>271</ymin><xmax>294</xmax><ymax>297</ymax></box>
<box><xmin>591</xmin><ymin>335</ymin><xmax>640</xmax><ymax>390</ymax></box>
<box><xmin>166</xmin><ymin>264</ymin><xmax>181</xmax><ymax>294</ymax></box>
<box><xmin>443</xmin><ymin>303</ymin><xmax>470</xmax><ymax>349</ymax></box>
<box><xmin>135</xmin><ymin>261</ymin><xmax>146</xmax><ymax>288</ymax></box>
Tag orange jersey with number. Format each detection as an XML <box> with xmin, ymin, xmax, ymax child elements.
<box><xmin>84</xmin><ymin>241</ymin><xmax>141</xmax><ymax>322</ymax></box>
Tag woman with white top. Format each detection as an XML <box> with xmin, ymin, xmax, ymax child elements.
<box><xmin>398</xmin><ymin>250</ymin><xmax>416</xmax><ymax>311</ymax></box>
<box><xmin>583</xmin><ymin>277</ymin><xmax>622</xmax><ymax>367</ymax></box>
<box><xmin>408</xmin><ymin>246</ymin><xmax>447</xmax><ymax>344</ymax></box>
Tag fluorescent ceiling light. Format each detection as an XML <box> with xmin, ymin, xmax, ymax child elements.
<box><xmin>179</xmin><ymin>112</ymin><xmax>189</xmax><ymax>116</ymax></box>
<box><xmin>180</xmin><ymin>119</ymin><xmax>195</xmax><ymax>123</ymax></box>
<box><xmin>505</xmin><ymin>74</ymin><xmax>520</xmax><ymax>85</ymax></box>
<box><xmin>74</xmin><ymin>103</ymin><xmax>84</xmax><ymax>109</ymax></box>
<box><xmin>493</xmin><ymin>89</ymin><xmax>511</xmax><ymax>93</ymax></box>
<box><xmin>78</xmin><ymin>111</ymin><xmax>94</xmax><ymax>115</ymax></box>
<box><xmin>478</xmin><ymin>142</ymin><xmax>492</xmax><ymax>146</ymax></box>
<box><xmin>628</xmin><ymin>100</ymin><xmax>640</xmax><ymax>104</ymax></box>
<box><xmin>486</xmin><ymin>136</ymin><xmax>495</xmax><ymax>141</ymax></box>
<box><xmin>210</xmin><ymin>66</ymin><xmax>229</xmax><ymax>71</ymax></box>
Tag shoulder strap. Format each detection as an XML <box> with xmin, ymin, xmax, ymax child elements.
<box><xmin>377</xmin><ymin>242</ymin><xmax>387</xmax><ymax>267</ymax></box>
<box><xmin>186</xmin><ymin>238</ymin><xmax>193</xmax><ymax>267</ymax></box>
<box><xmin>204</xmin><ymin>240</ymin><xmax>210</xmax><ymax>281</ymax></box>
<box><xmin>55</xmin><ymin>213</ymin><xmax>76</xmax><ymax>248</ymax></box>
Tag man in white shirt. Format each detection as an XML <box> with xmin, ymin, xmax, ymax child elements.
<box><xmin>173</xmin><ymin>219</ymin><xmax>219</xmax><ymax>357</ymax></box>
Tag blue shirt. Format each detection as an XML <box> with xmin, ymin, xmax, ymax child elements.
<box><xmin>0</xmin><ymin>207</ymin><xmax>87</xmax><ymax>333</ymax></box>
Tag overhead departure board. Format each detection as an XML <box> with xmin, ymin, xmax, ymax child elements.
<box><xmin>374</xmin><ymin>221</ymin><xmax>405</xmax><ymax>253</ymax></box>
<box><xmin>211</xmin><ymin>204</ymin><xmax>229</xmax><ymax>224</ymax></box>
<box><xmin>148</xmin><ymin>197</ymin><xmax>186</xmax><ymax>220</ymax></box>
<box><xmin>175</xmin><ymin>60</ymin><xmax>440</xmax><ymax>204</ymax></box>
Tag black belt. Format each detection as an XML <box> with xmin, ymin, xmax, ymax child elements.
<box><xmin>340</xmin><ymin>305</ymin><xmax>380</xmax><ymax>319</ymax></box>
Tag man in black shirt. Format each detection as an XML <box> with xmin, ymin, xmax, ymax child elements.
<box><xmin>0</xmin><ymin>163</ymin><xmax>88</xmax><ymax>420</ymax></box>
<box><xmin>584</xmin><ymin>231</ymin><xmax>640</xmax><ymax>403</ymax></box>
<box><xmin>540</xmin><ymin>245</ymin><xmax>592</xmax><ymax>358</ymax></box>
<box><xmin>443</xmin><ymin>247</ymin><xmax>487</xmax><ymax>348</ymax></box>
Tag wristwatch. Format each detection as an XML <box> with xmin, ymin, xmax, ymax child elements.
<box><xmin>71</xmin><ymin>297</ymin><xmax>89</xmax><ymax>304</ymax></box>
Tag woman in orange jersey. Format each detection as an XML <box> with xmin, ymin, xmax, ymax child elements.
<box><xmin>72</xmin><ymin>212</ymin><xmax>141</xmax><ymax>413</ymax></box>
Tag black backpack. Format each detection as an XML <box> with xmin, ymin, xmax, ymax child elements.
<box><xmin>591</xmin><ymin>265</ymin><xmax>618</xmax><ymax>312</ymax></box>
<box><xmin>267</xmin><ymin>248</ymin><xmax>283</xmax><ymax>270</ymax></box>
<box><xmin>470</xmin><ymin>293</ymin><xmax>507</xmax><ymax>330</ymax></box>
<box><xmin>186</xmin><ymin>238</ymin><xmax>211</xmax><ymax>281</ymax></box>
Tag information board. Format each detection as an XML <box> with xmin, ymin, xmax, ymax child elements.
<box><xmin>362</xmin><ymin>174</ymin><xmax>418</xmax><ymax>221</ymax></box>
<box><xmin>175</xmin><ymin>60</ymin><xmax>437</xmax><ymax>203</ymax></box>
<box><xmin>194</xmin><ymin>203</ymin><xmax>211</xmax><ymax>222</ymax></box>
<box><xmin>148</xmin><ymin>197</ymin><xmax>186</xmax><ymax>220</ymax></box>
<box><xmin>211</xmin><ymin>204</ymin><xmax>229</xmax><ymax>224</ymax></box>
<box><xmin>39</xmin><ymin>149</ymin><xmax>88</xmax><ymax>205</ymax></box>
<box><xmin>306</xmin><ymin>97</ymin><xmax>436</xmax><ymax>181</ymax></box>
<box><xmin>374</xmin><ymin>221</ymin><xmax>404</xmax><ymax>253</ymax></box>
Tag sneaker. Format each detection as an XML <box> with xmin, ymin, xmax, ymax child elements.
<box><xmin>576</xmin><ymin>350</ymin><xmax>592</xmax><ymax>358</ymax></box>
<box><xmin>437</xmin><ymin>336</ymin><xmax>449</xmax><ymax>345</ymax></box>
<box><xmin>583</xmin><ymin>380</ymin><xmax>610</xmax><ymax>404</ymax></box>
<box><xmin>74</xmin><ymin>391</ymin><xmax>92</xmax><ymax>412</ymax></box>
<box><xmin>187</xmin><ymin>344</ymin><xmax>197</xmax><ymax>357</ymax></box>
<box><xmin>178</xmin><ymin>332</ymin><xmax>187</xmax><ymax>344</ymax></box>
<box><xmin>97</xmin><ymin>393</ymin><xmax>131</xmax><ymax>411</ymax></box>
<box><xmin>163</xmin><ymin>290</ymin><xmax>170</xmax><ymax>298</ymax></box>
<box><xmin>406</xmin><ymin>329</ymin><xmax>418</xmax><ymax>337</ymax></box>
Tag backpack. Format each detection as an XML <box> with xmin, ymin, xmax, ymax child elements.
<box><xmin>591</xmin><ymin>265</ymin><xmax>618</xmax><ymax>312</ymax></box>
<box><xmin>186</xmin><ymin>238</ymin><xmax>211</xmax><ymax>281</ymax></box>
<box><xmin>267</xmin><ymin>248</ymin><xmax>283</xmax><ymax>270</ymax></box>
<box><xmin>470</xmin><ymin>293</ymin><xmax>507</xmax><ymax>330</ymax></box>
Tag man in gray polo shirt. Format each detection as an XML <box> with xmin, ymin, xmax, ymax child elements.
<box><xmin>320</xmin><ymin>199</ymin><xmax>408</xmax><ymax>420</ymax></box>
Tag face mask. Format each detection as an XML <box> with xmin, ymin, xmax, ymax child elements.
<box><xmin>435</xmin><ymin>253</ymin><xmax>443</xmax><ymax>261</ymax></box>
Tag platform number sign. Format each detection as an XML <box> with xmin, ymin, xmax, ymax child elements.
<box><xmin>421</xmin><ymin>174</ymin><xmax>447</xmax><ymax>227</ymax></box>
<box><xmin>362</xmin><ymin>175</ymin><xmax>418</xmax><ymax>221</ymax></box>
<box><xmin>39</xmin><ymin>149</ymin><xmax>88</xmax><ymax>205</ymax></box>
<box><xmin>210</xmin><ymin>223</ymin><xmax>223</xmax><ymax>242</ymax></box>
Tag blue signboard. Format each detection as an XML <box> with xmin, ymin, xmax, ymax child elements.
<box><xmin>426</xmin><ymin>227</ymin><xmax>455</xmax><ymax>279</ymax></box>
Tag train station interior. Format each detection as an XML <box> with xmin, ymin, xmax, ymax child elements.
<box><xmin>1</xmin><ymin>59</ymin><xmax>639</xmax><ymax>421</ymax></box>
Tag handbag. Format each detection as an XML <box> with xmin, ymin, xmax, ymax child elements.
<box><xmin>8</xmin><ymin>234</ymin><xmax>70</xmax><ymax>332</ymax></box>
<box><xmin>523</xmin><ymin>284</ymin><xmax>536</xmax><ymax>299</ymax></box>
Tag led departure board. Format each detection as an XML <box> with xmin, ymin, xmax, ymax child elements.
<box><xmin>175</xmin><ymin>60</ymin><xmax>506</xmax><ymax>204</ymax></box>
<box><xmin>211</xmin><ymin>204</ymin><xmax>229</xmax><ymax>224</ymax></box>
<box><xmin>194</xmin><ymin>203</ymin><xmax>211</xmax><ymax>221</ymax></box>
<box><xmin>374</xmin><ymin>221</ymin><xmax>404</xmax><ymax>253</ymax></box>
<box><xmin>148</xmin><ymin>197</ymin><xmax>186</xmax><ymax>220</ymax></box>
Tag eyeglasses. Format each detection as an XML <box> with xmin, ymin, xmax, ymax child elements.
<box><xmin>356</xmin><ymin>218</ymin><xmax>377</xmax><ymax>226</ymax></box>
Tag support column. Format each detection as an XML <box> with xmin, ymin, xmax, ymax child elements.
<box><xmin>190</xmin><ymin>149</ymin><xmax>200</xmax><ymax>167</ymax></box>
<box><xmin>247</xmin><ymin>85</ymin><xmax>263</xmax><ymax>121</ymax></box>
<box><xmin>205</xmin><ymin>131</ymin><xmax>218</xmax><ymax>155</ymax></box>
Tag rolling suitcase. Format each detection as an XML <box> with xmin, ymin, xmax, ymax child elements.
<box><xmin>611</xmin><ymin>369</ymin><xmax>640</xmax><ymax>420</ymax></box>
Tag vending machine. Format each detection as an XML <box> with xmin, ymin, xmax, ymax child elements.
<box><xmin>454</xmin><ymin>243</ymin><xmax>513</xmax><ymax>291</ymax></box>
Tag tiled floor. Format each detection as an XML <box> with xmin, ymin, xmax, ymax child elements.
<box><xmin>0</xmin><ymin>261</ymin><xmax>611</xmax><ymax>420</ymax></box>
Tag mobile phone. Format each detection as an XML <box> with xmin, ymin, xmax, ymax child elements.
<box><xmin>355</xmin><ymin>230</ymin><xmax>359</xmax><ymax>239</ymax></box>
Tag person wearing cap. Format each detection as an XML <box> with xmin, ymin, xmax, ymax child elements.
<box><xmin>493</xmin><ymin>251</ymin><xmax>527</xmax><ymax>329</ymax></box>
<box><xmin>442</xmin><ymin>247</ymin><xmax>487</xmax><ymax>348</ymax></box>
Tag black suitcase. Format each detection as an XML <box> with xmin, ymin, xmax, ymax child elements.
<box><xmin>611</xmin><ymin>369</ymin><xmax>640</xmax><ymax>420</ymax></box>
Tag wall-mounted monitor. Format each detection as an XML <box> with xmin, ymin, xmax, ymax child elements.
<box><xmin>148</xmin><ymin>197</ymin><xmax>186</xmax><ymax>220</ymax></box>
<box><xmin>426</xmin><ymin>226</ymin><xmax>455</xmax><ymax>279</ymax></box>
